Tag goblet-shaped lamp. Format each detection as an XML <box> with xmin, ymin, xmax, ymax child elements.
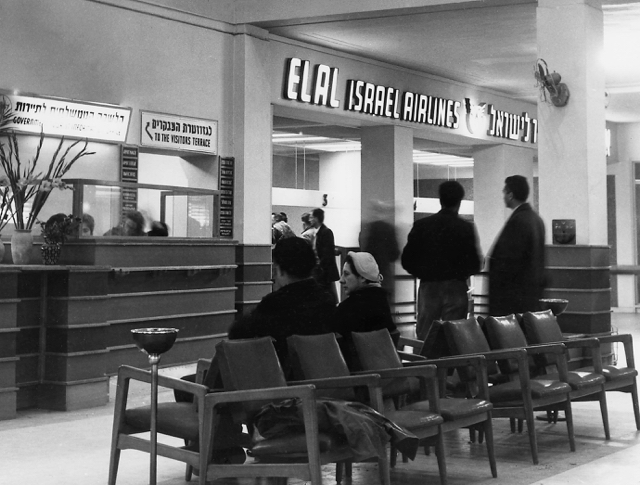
<box><xmin>132</xmin><ymin>327</ymin><xmax>179</xmax><ymax>357</ymax></box>
<box><xmin>539</xmin><ymin>298</ymin><xmax>569</xmax><ymax>316</ymax></box>
<box><xmin>131</xmin><ymin>327</ymin><xmax>179</xmax><ymax>485</ymax></box>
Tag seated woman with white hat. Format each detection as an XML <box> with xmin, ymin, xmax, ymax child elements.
<box><xmin>333</xmin><ymin>251</ymin><xmax>398</xmax><ymax>370</ymax></box>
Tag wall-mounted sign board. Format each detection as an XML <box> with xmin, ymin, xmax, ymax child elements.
<box><xmin>1</xmin><ymin>92</ymin><xmax>131</xmax><ymax>142</ymax></box>
<box><xmin>140</xmin><ymin>111</ymin><xmax>218</xmax><ymax>155</ymax></box>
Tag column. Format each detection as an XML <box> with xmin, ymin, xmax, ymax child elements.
<box><xmin>232</xmin><ymin>25</ymin><xmax>273</xmax><ymax>246</ymax></box>
<box><xmin>537</xmin><ymin>0</ymin><xmax>610</xmax><ymax>333</ymax></box>
<box><xmin>611</xmin><ymin>123</ymin><xmax>640</xmax><ymax>310</ymax></box>
<box><xmin>360</xmin><ymin>125</ymin><xmax>414</xmax><ymax>328</ymax></box>
<box><xmin>231</xmin><ymin>26</ymin><xmax>274</xmax><ymax>316</ymax></box>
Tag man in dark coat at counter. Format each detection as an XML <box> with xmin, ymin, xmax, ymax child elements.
<box><xmin>488</xmin><ymin>175</ymin><xmax>546</xmax><ymax>317</ymax></box>
<box><xmin>401</xmin><ymin>180</ymin><xmax>481</xmax><ymax>340</ymax></box>
<box><xmin>310</xmin><ymin>207</ymin><xmax>341</xmax><ymax>304</ymax></box>
<box><xmin>228</xmin><ymin>236</ymin><xmax>336</xmax><ymax>377</ymax></box>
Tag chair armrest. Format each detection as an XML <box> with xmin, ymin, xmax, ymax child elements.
<box><xmin>354</xmin><ymin>364</ymin><xmax>440</xmax><ymax>411</ymax></box>
<box><xmin>289</xmin><ymin>374</ymin><xmax>384</xmax><ymax>412</ymax></box>
<box><xmin>398</xmin><ymin>336</ymin><xmax>423</xmax><ymax>351</ymax></box>
<box><xmin>206</xmin><ymin>384</ymin><xmax>317</xmax><ymax>405</ymax></box>
<box><xmin>404</xmin><ymin>355</ymin><xmax>491</xmax><ymax>400</ymax></box>
<box><xmin>117</xmin><ymin>365</ymin><xmax>209</xmax><ymax>401</ymax></box>
<box><xmin>596</xmin><ymin>333</ymin><xmax>635</xmax><ymax>369</ymax></box>
<box><xmin>398</xmin><ymin>350</ymin><xmax>427</xmax><ymax>362</ymax></box>
<box><xmin>518</xmin><ymin>343</ymin><xmax>571</xmax><ymax>382</ymax></box>
<box><xmin>558</xmin><ymin>338</ymin><xmax>604</xmax><ymax>373</ymax></box>
<box><xmin>289</xmin><ymin>374</ymin><xmax>380</xmax><ymax>390</ymax></box>
<box><xmin>196</xmin><ymin>358</ymin><xmax>212</xmax><ymax>385</ymax></box>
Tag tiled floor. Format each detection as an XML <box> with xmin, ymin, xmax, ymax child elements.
<box><xmin>2</xmin><ymin>313</ymin><xmax>640</xmax><ymax>485</ymax></box>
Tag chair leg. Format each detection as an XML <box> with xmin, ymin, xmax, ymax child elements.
<box><xmin>378</xmin><ymin>454</ymin><xmax>391</xmax><ymax>485</ymax></box>
<box><xmin>518</xmin><ymin>418</ymin><xmax>524</xmax><ymax>433</ymax></box>
<box><xmin>631</xmin><ymin>381</ymin><xmax>640</xmax><ymax>430</ymax></box>
<box><xmin>336</xmin><ymin>462</ymin><xmax>343</xmax><ymax>483</ymax></box>
<box><xmin>483</xmin><ymin>417</ymin><xmax>498</xmax><ymax>478</ymax></box>
<box><xmin>345</xmin><ymin>462</ymin><xmax>352</xmax><ymax>479</ymax></box>
<box><xmin>389</xmin><ymin>444</ymin><xmax>397</xmax><ymax>468</ymax></box>
<box><xmin>509</xmin><ymin>418</ymin><xmax>516</xmax><ymax>433</ymax></box>
<box><xmin>564</xmin><ymin>401</ymin><xmax>576</xmax><ymax>452</ymax></box>
<box><xmin>309</xmin><ymin>458</ymin><xmax>323</xmax><ymax>485</ymax></box>
<box><xmin>184</xmin><ymin>440</ymin><xmax>193</xmax><ymax>481</ymax></box>
<box><xmin>469</xmin><ymin>427</ymin><xmax>476</xmax><ymax>443</ymax></box>
<box><xmin>434</xmin><ymin>432</ymin><xmax>447</xmax><ymax>485</ymax></box>
<box><xmin>599</xmin><ymin>390</ymin><xmax>611</xmax><ymax>440</ymax></box>
<box><xmin>524</xmin><ymin>407</ymin><xmax>539</xmax><ymax>465</ymax></box>
<box><xmin>107</xmin><ymin>446</ymin><xmax>120</xmax><ymax>485</ymax></box>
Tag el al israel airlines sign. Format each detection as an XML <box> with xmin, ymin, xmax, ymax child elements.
<box><xmin>283</xmin><ymin>57</ymin><xmax>537</xmax><ymax>144</ymax></box>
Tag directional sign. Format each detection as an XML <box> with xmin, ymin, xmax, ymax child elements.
<box><xmin>140</xmin><ymin>111</ymin><xmax>218</xmax><ymax>155</ymax></box>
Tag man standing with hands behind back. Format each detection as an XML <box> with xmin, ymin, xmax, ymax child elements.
<box><xmin>401</xmin><ymin>180</ymin><xmax>481</xmax><ymax>340</ymax></box>
<box><xmin>488</xmin><ymin>175</ymin><xmax>546</xmax><ymax>317</ymax></box>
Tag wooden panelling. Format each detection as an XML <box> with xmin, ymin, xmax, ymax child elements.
<box><xmin>4</xmin><ymin>240</ymin><xmax>239</xmax><ymax>415</ymax></box>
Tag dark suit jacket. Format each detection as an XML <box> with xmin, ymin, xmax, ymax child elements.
<box><xmin>314</xmin><ymin>224</ymin><xmax>340</xmax><ymax>283</ymax></box>
<box><xmin>488</xmin><ymin>203</ymin><xmax>546</xmax><ymax>316</ymax></box>
<box><xmin>401</xmin><ymin>208</ymin><xmax>481</xmax><ymax>282</ymax></box>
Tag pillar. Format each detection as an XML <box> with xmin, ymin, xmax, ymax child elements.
<box><xmin>232</xmin><ymin>25</ymin><xmax>273</xmax><ymax>246</ymax></box>
<box><xmin>537</xmin><ymin>0</ymin><xmax>610</xmax><ymax>333</ymax></box>
<box><xmin>360</xmin><ymin>125</ymin><xmax>414</xmax><ymax>328</ymax></box>
<box><xmin>231</xmin><ymin>26</ymin><xmax>274</xmax><ymax>316</ymax></box>
<box><xmin>612</xmin><ymin>123</ymin><xmax>640</xmax><ymax>310</ymax></box>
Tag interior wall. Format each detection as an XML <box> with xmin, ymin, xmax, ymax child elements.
<box><xmin>0</xmin><ymin>0</ymin><xmax>234</xmax><ymax>187</ymax></box>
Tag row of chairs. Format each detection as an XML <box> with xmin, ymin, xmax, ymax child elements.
<box><xmin>108</xmin><ymin>309</ymin><xmax>638</xmax><ymax>485</ymax></box>
<box><xmin>400</xmin><ymin>310</ymin><xmax>639</xmax><ymax>463</ymax></box>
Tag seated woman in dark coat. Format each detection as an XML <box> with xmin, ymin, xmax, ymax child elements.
<box><xmin>333</xmin><ymin>251</ymin><xmax>398</xmax><ymax>370</ymax></box>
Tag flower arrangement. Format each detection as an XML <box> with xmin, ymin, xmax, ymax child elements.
<box><xmin>0</xmin><ymin>173</ymin><xmax>12</xmax><ymax>234</ymax></box>
<box><xmin>37</xmin><ymin>214</ymin><xmax>81</xmax><ymax>245</ymax></box>
<box><xmin>0</xmin><ymin>96</ymin><xmax>95</xmax><ymax>232</ymax></box>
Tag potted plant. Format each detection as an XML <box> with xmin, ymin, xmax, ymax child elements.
<box><xmin>0</xmin><ymin>95</ymin><xmax>94</xmax><ymax>264</ymax></box>
<box><xmin>0</xmin><ymin>173</ymin><xmax>12</xmax><ymax>262</ymax></box>
<box><xmin>37</xmin><ymin>214</ymin><xmax>81</xmax><ymax>265</ymax></box>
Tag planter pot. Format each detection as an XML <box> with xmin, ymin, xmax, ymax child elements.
<box><xmin>11</xmin><ymin>229</ymin><xmax>33</xmax><ymax>265</ymax></box>
<box><xmin>41</xmin><ymin>243</ymin><xmax>62</xmax><ymax>265</ymax></box>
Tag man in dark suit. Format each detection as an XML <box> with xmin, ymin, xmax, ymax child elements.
<box><xmin>488</xmin><ymin>175</ymin><xmax>546</xmax><ymax>317</ymax></box>
<box><xmin>228</xmin><ymin>237</ymin><xmax>336</xmax><ymax>375</ymax></box>
<box><xmin>311</xmin><ymin>207</ymin><xmax>340</xmax><ymax>304</ymax></box>
<box><xmin>401</xmin><ymin>180</ymin><xmax>481</xmax><ymax>340</ymax></box>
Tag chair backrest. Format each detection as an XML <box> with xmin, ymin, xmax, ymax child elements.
<box><xmin>522</xmin><ymin>310</ymin><xmax>564</xmax><ymax>344</ymax></box>
<box><xmin>352</xmin><ymin>329</ymin><xmax>415</xmax><ymax>399</ymax></box>
<box><xmin>352</xmin><ymin>329</ymin><xmax>403</xmax><ymax>370</ymax></box>
<box><xmin>521</xmin><ymin>310</ymin><xmax>564</xmax><ymax>367</ymax></box>
<box><xmin>484</xmin><ymin>314</ymin><xmax>529</xmax><ymax>374</ymax></box>
<box><xmin>216</xmin><ymin>337</ymin><xmax>288</xmax><ymax>418</ymax></box>
<box><xmin>419</xmin><ymin>319</ymin><xmax>451</xmax><ymax>359</ymax></box>
<box><xmin>286</xmin><ymin>333</ymin><xmax>356</xmax><ymax>401</ymax></box>
<box><xmin>442</xmin><ymin>317</ymin><xmax>492</xmax><ymax>382</ymax></box>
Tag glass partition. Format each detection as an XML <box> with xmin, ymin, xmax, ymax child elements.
<box><xmin>62</xmin><ymin>179</ymin><xmax>221</xmax><ymax>238</ymax></box>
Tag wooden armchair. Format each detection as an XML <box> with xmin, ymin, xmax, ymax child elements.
<box><xmin>440</xmin><ymin>317</ymin><xmax>576</xmax><ymax>465</ymax></box>
<box><xmin>287</xmin><ymin>332</ymin><xmax>446</xmax><ymax>484</ymax></box>
<box><xmin>351</xmin><ymin>328</ymin><xmax>497</xmax><ymax>481</ymax></box>
<box><xmin>108</xmin><ymin>362</ymin><xmax>249</xmax><ymax>485</ymax></box>
<box><xmin>109</xmin><ymin>336</ymin><xmax>391</xmax><ymax>485</ymax></box>
<box><xmin>216</xmin><ymin>336</ymin><xmax>391</xmax><ymax>485</ymax></box>
<box><xmin>522</xmin><ymin>310</ymin><xmax>638</xmax><ymax>432</ymax></box>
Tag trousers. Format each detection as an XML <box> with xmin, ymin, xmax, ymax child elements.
<box><xmin>416</xmin><ymin>279</ymin><xmax>469</xmax><ymax>340</ymax></box>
